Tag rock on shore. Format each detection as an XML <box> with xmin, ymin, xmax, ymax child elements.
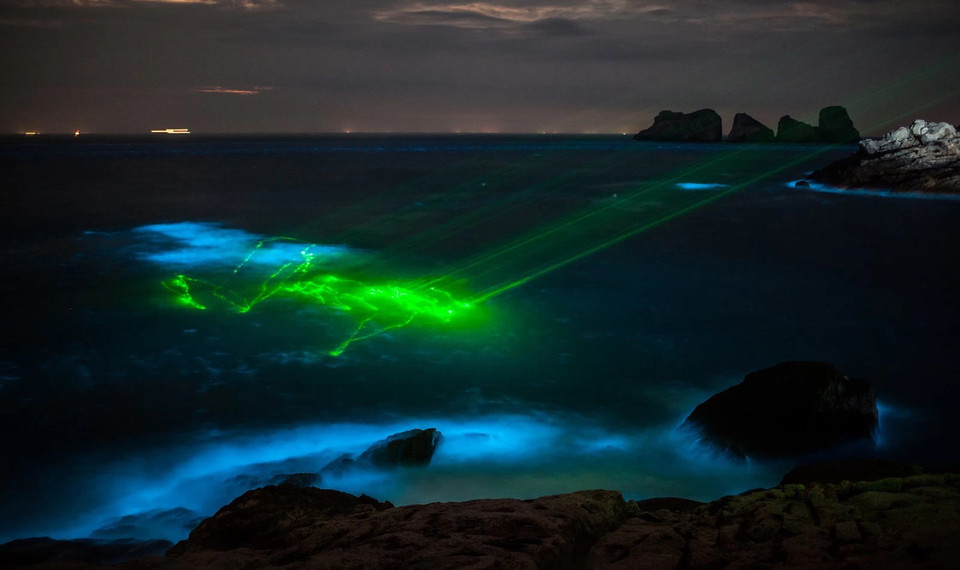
<box><xmin>6</xmin><ymin>466</ymin><xmax>959</xmax><ymax>569</ymax></box>
<box><xmin>809</xmin><ymin>119</ymin><xmax>960</xmax><ymax>193</ymax></box>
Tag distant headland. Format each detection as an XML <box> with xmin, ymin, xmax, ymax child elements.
<box><xmin>634</xmin><ymin>106</ymin><xmax>860</xmax><ymax>144</ymax></box>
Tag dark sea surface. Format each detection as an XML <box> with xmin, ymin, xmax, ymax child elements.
<box><xmin>1</xmin><ymin>134</ymin><xmax>958</xmax><ymax>543</ymax></box>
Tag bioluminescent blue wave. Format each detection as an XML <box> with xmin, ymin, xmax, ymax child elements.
<box><xmin>42</xmin><ymin>412</ymin><xmax>777</xmax><ymax>544</ymax></box>
<box><xmin>134</xmin><ymin>222</ymin><xmax>355</xmax><ymax>268</ymax></box>
<box><xmin>787</xmin><ymin>180</ymin><xmax>960</xmax><ymax>200</ymax></box>
<box><xmin>675</xmin><ymin>182</ymin><xmax>729</xmax><ymax>191</ymax></box>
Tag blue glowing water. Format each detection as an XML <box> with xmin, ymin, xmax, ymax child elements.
<box><xmin>1</xmin><ymin>135</ymin><xmax>958</xmax><ymax>544</ymax></box>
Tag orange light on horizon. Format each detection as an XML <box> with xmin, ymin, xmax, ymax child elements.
<box><xmin>24</xmin><ymin>131</ymin><xmax>38</xmax><ymax>136</ymax></box>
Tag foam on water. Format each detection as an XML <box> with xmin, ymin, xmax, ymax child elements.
<box><xmin>38</xmin><ymin>411</ymin><xmax>774</xmax><ymax>543</ymax></box>
<box><xmin>787</xmin><ymin>180</ymin><xmax>960</xmax><ymax>200</ymax></box>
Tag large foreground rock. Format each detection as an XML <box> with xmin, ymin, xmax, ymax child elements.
<box><xmin>809</xmin><ymin>119</ymin><xmax>960</xmax><ymax>193</ymax></box>
<box><xmin>9</xmin><ymin>468</ymin><xmax>960</xmax><ymax>569</ymax></box>
<box><xmin>680</xmin><ymin>362</ymin><xmax>878</xmax><ymax>458</ymax></box>
<box><xmin>634</xmin><ymin>109</ymin><xmax>722</xmax><ymax>142</ymax></box>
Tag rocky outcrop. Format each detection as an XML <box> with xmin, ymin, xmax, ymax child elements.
<box><xmin>10</xmin><ymin>468</ymin><xmax>959</xmax><ymax>569</ymax></box>
<box><xmin>634</xmin><ymin>109</ymin><xmax>723</xmax><ymax>142</ymax></box>
<box><xmin>586</xmin><ymin>472</ymin><xmax>960</xmax><ymax>569</ymax></box>
<box><xmin>809</xmin><ymin>119</ymin><xmax>960</xmax><ymax>193</ymax></box>
<box><xmin>818</xmin><ymin>105</ymin><xmax>860</xmax><ymax>143</ymax></box>
<box><xmin>359</xmin><ymin>428</ymin><xmax>442</xmax><ymax>467</ymax></box>
<box><xmin>680</xmin><ymin>362</ymin><xmax>878</xmax><ymax>458</ymax></box>
<box><xmin>776</xmin><ymin>115</ymin><xmax>820</xmax><ymax>142</ymax></box>
<box><xmin>321</xmin><ymin>428</ymin><xmax>443</xmax><ymax>475</ymax></box>
<box><xmin>727</xmin><ymin>113</ymin><xmax>774</xmax><ymax>142</ymax></box>
<box><xmin>166</xmin><ymin>487</ymin><xmax>630</xmax><ymax>569</ymax></box>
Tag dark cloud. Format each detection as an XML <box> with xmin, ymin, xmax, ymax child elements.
<box><xmin>1</xmin><ymin>0</ymin><xmax>958</xmax><ymax>133</ymax></box>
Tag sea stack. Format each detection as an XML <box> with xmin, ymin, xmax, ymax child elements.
<box><xmin>727</xmin><ymin>113</ymin><xmax>775</xmax><ymax>142</ymax></box>
<box><xmin>633</xmin><ymin>109</ymin><xmax>723</xmax><ymax>142</ymax></box>
<box><xmin>818</xmin><ymin>105</ymin><xmax>860</xmax><ymax>143</ymax></box>
<box><xmin>776</xmin><ymin>115</ymin><xmax>820</xmax><ymax>142</ymax></box>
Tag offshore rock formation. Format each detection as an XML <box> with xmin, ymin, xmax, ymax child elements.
<box><xmin>727</xmin><ymin>113</ymin><xmax>774</xmax><ymax>142</ymax></box>
<box><xmin>680</xmin><ymin>362</ymin><xmax>878</xmax><ymax>458</ymax></box>
<box><xmin>322</xmin><ymin>428</ymin><xmax>443</xmax><ymax>475</ymax></box>
<box><xmin>776</xmin><ymin>115</ymin><xmax>820</xmax><ymax>142</ymax></box>
<box><xmin>818</xmin><ymin>105</ymin><xmax>860</xmax><ymax>143</ymax></box>
<box><xmin>7</xmin><ymin>467</ymin><xmax>959</xmax><ymax>569</ymax></box>
<box><xmin>634</xmin><ymin>109</ymin><xmax>723</xmax><ymax>142</ymax></box>
<box><xmin>809</xmin><ymin>119</ymin><xmax>960</xmax><ymax>193</ymax></box>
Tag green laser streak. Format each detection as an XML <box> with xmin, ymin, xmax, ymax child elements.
<box><xmin>162</xmin><ymin>242</ymin><xmax>477</xmax><ymax>356</ymax></box>
<box><xmin>163</xmin><ymin>77</ymin><xmax>958</xmax><ymax>355</ymax></box>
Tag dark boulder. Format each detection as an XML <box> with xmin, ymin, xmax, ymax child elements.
<box><xmin>818</xmin><ymin>105</ymin><xmax>860</xmax><ymax>143</ymax></box>
<box><xmin>0</xmin><ymin>537</ymin><xmax>172</xmax><ymax>567</ymax></box>
<box><xmin>360</xmin><ymin>428</ymin><xmax>442</xmax><ymax>467</ymax></box>
<box><xmin>320</xmin><ymin>428</ymin><xmax>443</xmax><ymax>474</ymax></box>
<box><xmin>776</xmin><ymin>115</ymin><xmax>820</xmax><ymax>142</ymax></box>
<box><xmin>268</xmin><ymin>472</ymin><xmax>322</xmax><ymax>488</ymax></box>
<box><xmin>167</xmin><ymin>487</ymin><xmax>394</xmax><ymax>556</ymax></box>
<box><xmin>680</xmin><ymin>361</ymin><xmax>878</xmax><ymax>458</ymax></box>
<box><xmin>780</xmin><ymin>460</ymin><xmax>923</xmax><ymax>485</ymax></box>
<box><xmin>727</xmin><ymin>113</ymin><xmax>774</xmax><ymax>142</ymax></box>
<box><xmin>634</xmin><ymin>109</ymin><xmax>722</xmax><ymax>142</ymax></box>
<box><xmin>809</xmin><ymin>119</ymin><xmax>960</xmax><ymax>193</ymax></box>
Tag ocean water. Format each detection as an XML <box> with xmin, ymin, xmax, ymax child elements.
<box><xmin>1</xmin><ymin>134</ymin><xmax>958</xmax><ymax>543</ymax></box>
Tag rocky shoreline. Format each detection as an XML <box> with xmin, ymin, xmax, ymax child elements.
<box><xmin>808</xmin><ymin>119</ymin><xmax>960</xmax><ymax>194</ymax></box>
<box><xmin>2</xmin><ymin>462</ymin><xmax>958</xmax><ymax>569</ymax></box>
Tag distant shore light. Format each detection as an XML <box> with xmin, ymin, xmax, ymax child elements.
<box><xmin>150</xmin><ymin>128</ymin><xmax>190</xmax><ymax>134</ymax></box>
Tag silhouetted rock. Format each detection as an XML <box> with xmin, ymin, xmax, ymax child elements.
<box><xmin>818</xmin><ymin>105</ymin><xmax>860</xmax><ymax>143</ymax></box>
<box><xmin>727</xmin><ymin>112</ymin><xmax>774</xmax><ymax>142</ymax></box>
<box><xmin>680</xmin><ymin>361</ymin><xmax>879</xmax><ymax>458</ymax></box>
<box><xmin>776</xmin><ymin>115</ymin><xmax>820</xmax><ymax>142</ymax></box>
<box><xmin>268</xmin><ymin>472</ymin><xmax>322</xmax><ymax>488</ymax></box>
<box><xmin>167</xmin><ymin>487</ymin><xmax>394</xmax><ymax>556</ymax></box>
<box><xmin>809</xmin><ymin>119</ymin><xmax>960</xmax><ymax>193</ymax></box>
<box><xmin>781</xmin><ymin>460</ymin><xmax>924</xmax><ymax>486</ymax></box>
<box><xmin>91</xmin><ymin>507</ymin><xmax>204</xmax><ymax>541</ymax></box>
<box><xmin>634</xmin><ymin>109</ymin><xmax>722</xmax><ymax>142</ymax></box>
<box><xmin>359</xmin><ymin>428</ymin><xmax>442</xmax><ymax>467</ymax></box>
<box><xmin>0</xmin><ymin>537</ymin><xmax>171</xmax><ymax>567</ymax></box>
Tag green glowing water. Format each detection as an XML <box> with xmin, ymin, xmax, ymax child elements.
<box><xmin>163</xmin><ymin>239</ymin><xmax>478</xmax><ymax>356</ymax></box>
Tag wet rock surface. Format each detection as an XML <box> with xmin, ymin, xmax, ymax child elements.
<box><xmin>680</xmin><ymin>361</ymin><xmax>878</xmax><ymax>458</ymax></box>
<box><xmin>4</xmin><ymin>467</ymin><xmax>960</xmax><ymax>569</ymax></box>
<box><xmin>809</xmin><ymin>119</ymin><xmax>960</xmax><ymax>193</ymax></box>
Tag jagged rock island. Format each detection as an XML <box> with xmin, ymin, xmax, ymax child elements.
<box><xmin>809</xmin><ymin>119</ymin><xmax>960</xmax><ymax>194</ymax></box>
<box><xmin>634</xmin><ymin>106</ymin><xmax>860</xmax><ymax>143</ymax></box>
<box><xmin>634</xmin><ymin>109</ymin><xmax>723</xmax><ymax>142</ymax></box>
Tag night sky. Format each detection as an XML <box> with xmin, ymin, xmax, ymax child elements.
<box><xmin>2</xmin><ymin>0</ymin><xmax>958</xmax><ymax>135</ymax></box>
